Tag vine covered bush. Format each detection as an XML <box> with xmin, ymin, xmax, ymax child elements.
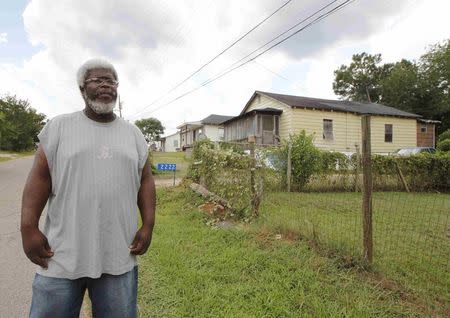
<box><xmin>187</xmin><ymin>139</ymin><xmax>256</xmax><ymax>216</ymax></box>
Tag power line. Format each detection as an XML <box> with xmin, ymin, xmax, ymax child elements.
<box><xmin>252</xmin><ymin>60</ymin><xmax>291</xmax><ymax>82</ymax></box>
<box><xmin>251</xmin><ymin>60</ymin><xmax>307</xmax><ymax>92</ymax></box>
<box><xmin>132</xmin><ymin>0</ymin><xmax>355</xmax><ymax>119</ymax></box>
<box><xmin>214</xmin><ymin>0</ymin><xmax>341</xmax><ymax>75</ymax></box>
<box><xmin>129</xmin><ymin>0</ymin><xmax>294</xmax><ymax>118</ymax></box>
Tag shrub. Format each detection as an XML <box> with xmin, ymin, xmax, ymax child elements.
<box><xmin>438</xmin><ymin>129</ymin><xmax>450</xmax><ymax>142</ymax></box>
<box><xmin>278</xmin><ymin>131</ymin><xmax>321</xmax><ymax>190</ymax></box>
<box><xmin>373</xmin><ymin>152</ymin><xmax>450</xmax><ymax>191</ymax></box>
<box><xmin>437</xmin><ymin>139</ymin><xmax>450</xmax><ymax>152</ymax></box>
<box><xmin>187</xmin><ymin>139</ymin><xmax>255</xmax><ymax>216</ymax></box>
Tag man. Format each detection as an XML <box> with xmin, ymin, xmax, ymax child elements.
<box><xmin>20</xmin><ymin>58</ymin><xmax>156</xmax><ymax>318</ymax></box>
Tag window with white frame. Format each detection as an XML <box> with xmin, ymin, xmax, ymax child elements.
<box><xmin>323</xmin><ymin>119</ymin><xmax>333</xmax><ymax>140</ymax></box>
<box><xmin>173</xmin><ymin>140</ymin><xmax>178</xmax><ymax>147</ymax></box>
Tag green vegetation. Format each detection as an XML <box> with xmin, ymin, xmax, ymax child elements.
<box><xmin>437</xmin><ymin>129</ymin><xmax>450</xmax><ymax>151</ymax></box>
<box><xmin>257</xmin><ymin>191</ymin><xmax>450</xmax><ymax>314</ymax></box>
<box><xmin>137</xmin><ymin>187</ymin><xmax>442</xmax><ymax>317</ymax></box>
<box><xmin>0</xmin><ymin>94</ymin><xmax>46</xmax><ymax>151</ymax></box>
<box><xmin>135</xmin><ymin>117</ymin><xmax>164</xmax><ymax>143</ymax></box>
<box><xmin>333</xmin><ymin>39</ymin><xmax>450</xmax><ymax>133</ymax></box>
<box><xmin>152</xmin><ymin>151</ymin><xmax>190</xmax><ymax>180</ymax></box>
<box><xmin>0</xmin><ymin>150</ymin><xmax>36</xmax><ymax>162</ymax></box>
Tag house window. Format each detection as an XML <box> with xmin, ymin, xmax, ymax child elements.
<box><xmin>173</xmin><ymin>140</ymin><xmax>178</xmax><ymax>147</ymax></box>
<box><xmin>385</xmin><ymin>124</ymin><xmax>393</xmax><ymax>142</ymax></box>
<box><xmin>420</xmin><ymin>124</ymin><xmax>427</xmax><ymax>133</ymax></box>
<box><xmin>262</xmin><ymin>115</ymin><xmax>274</xmax><ymax>131</ymax></box>
<box><xmin>218</xmin><ymin>127</ymin><xmax>224</xmax><ymax>140</ymax></box>
<box><xmin>323</xmin><ymin>119</ymin><xmax>333</xmax><ymax>140</ymax></box>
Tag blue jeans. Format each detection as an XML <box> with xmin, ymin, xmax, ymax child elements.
<box><xmin>29</xmin><ymin>266</ymin><xmax>138</xmax><ymax>318</ymax></box>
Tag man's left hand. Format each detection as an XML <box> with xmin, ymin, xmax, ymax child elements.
<box><xmin>129</xmin><ymin>226</ymin><xmax>152</xmax><ymax>255</ymax></box>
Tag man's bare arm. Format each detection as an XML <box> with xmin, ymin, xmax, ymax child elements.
<box><xmin>130</xmin><ymin>159</ymin><xmax>156</xmax><ymax>255</ymax></box>
<box><xmin>20</xmin><ymin>145</ymin><xmax>54</xmax><ymax>268</ymax></box>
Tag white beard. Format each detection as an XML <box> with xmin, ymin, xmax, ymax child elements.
<box><xmin>84</xmin><ymin>93</ymin><xmax>116</xmax><ymax>114</ymax></box>
<box><xmin>88</xmin><ymin>99</ymin><xmax>116</xmax><ymax>114</ymax></box>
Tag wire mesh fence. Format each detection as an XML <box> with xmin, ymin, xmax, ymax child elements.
<box><xmin>187</xmin><ymin>127</ymin><xmax>449</xmax><ymax>307</ymax></box>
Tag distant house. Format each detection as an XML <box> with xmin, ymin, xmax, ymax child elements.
<box><xmin>223</xmin><ymin>91</ymin><xmax>437</xmax><ymax>154</ymax></box>
<box><xmin>416</xmin><ymin>119</ymin><xmax>440</xmax><ymax>148</ymax></box>
<box><xmin>178</xmin><ymin>114</ymin><xmax>234</xmax><ymax>150</ymax></box>
<box><xmin>160</xmin><ymin>132</ymin><xmax>180</xmax><ymax>152</ymax></box>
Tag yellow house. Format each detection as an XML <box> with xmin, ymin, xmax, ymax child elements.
<box><xmin>223</xmin><ymin>91</ymin><xmax>422</xmax><ymax>154</ymax></box>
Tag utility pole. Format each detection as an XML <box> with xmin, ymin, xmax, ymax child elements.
<box><xmin>118</xmin><ymin>95</ymin><xmax>123</xmax><ymax>118</ymax></box>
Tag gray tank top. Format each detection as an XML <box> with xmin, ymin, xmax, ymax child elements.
<box><xmin>36</xmin><ymin>110</ymin><xmax>148</xmax><ymax>279</ymax></box>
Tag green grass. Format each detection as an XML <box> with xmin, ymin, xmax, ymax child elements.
<box><xmin>151</xmin><ymin>151</ymin><xmax>189</xmax><ymax>180</ymax></box>
<box><xmin>137</xmin><ymin>187</ymin><xmax>439</xmax><ymax>317</ymax></box>
<box><xmin>257</xmin><ymin>191</ymin><xmax>450</xmax><ymax>314</ymax></box>
<box><xmin>0</xmin><ymin>150</ymin><xmax>35</xmax><ymax>162</ymax></box>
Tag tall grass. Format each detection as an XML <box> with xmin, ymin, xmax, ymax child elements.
<box><xmin>137</xmin><ymin>187</ymin><xmax>435</xmax><ymax>317</ymax></box>
<box><xmin>257</xmin><ymin>191</ymin><xmax>450</xmax><ymax>312</ymax></box>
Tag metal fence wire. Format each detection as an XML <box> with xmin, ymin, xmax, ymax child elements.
<box><xmin>188</xmin><ymin>118</ymin><xmax>449</xmax><ymax>309</ymax></box>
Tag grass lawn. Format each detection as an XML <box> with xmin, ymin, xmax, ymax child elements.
<box><xmin>137</xmin><ymin>187</ymin><xmax>440</xmax><ymax>317</ymax></box>
<box><xmin>257</xmin><ymin>191</ymin><xmax>450</xmax><ymax>315</ymax></box>
<box><xmin>0</xmin><ymin>150</ymin><xmax>35</xmax><ymax>162</ymax></box>
<box><xmin>151</xmin><ymin>151</ymin><xmax>190</xmax><ymax>180</ymax></box>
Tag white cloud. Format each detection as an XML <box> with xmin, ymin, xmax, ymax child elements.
<box><xmin>0</xmin><ymin>0</ymin><xmax>448</xmax><ymax>134</ymax></box>
<box><xmin>0</xmin><ymin>33</ymin><xmax>7</xmax><ymax>44</ymax></box>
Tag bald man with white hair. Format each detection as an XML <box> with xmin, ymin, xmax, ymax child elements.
<box><xmin>21</xmin><ymin>58</ymin><xmax>156</xmax><ymax>318</ymax></box>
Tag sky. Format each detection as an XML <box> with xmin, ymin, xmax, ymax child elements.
<box><xmin>0</xmin><ymin>0</ymin><xmax>449</xmax><ymax>136</ymax></box>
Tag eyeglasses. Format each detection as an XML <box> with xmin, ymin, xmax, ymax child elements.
<box><xmin>85</xmin><ymin>77</ymin><xmax>119</xmax><ymax>87</ymax></box>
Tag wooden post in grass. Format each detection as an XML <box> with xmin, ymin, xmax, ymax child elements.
<box><xmin>354</xmin><ymin>144</ymin><xmax>360</xmax><ymax>192</ymax></box>
<box><xmin>395</xmin><ymin>161</ymin><xmax>410</xmax><ymax>192</ymax></box>
<box><xmin>287</xmin><ymin>141</ymin><xmax>292</xmax><ymax>192</ymax></box>
<box><xmin>249</xmin><ymin>141</ymin><xmax>258</xmax><ymax>217</ymax></box>
<box><xmin>361</xmin><ymin>115</ymin><xmax>373</xmax><ymax>264</ymax></box>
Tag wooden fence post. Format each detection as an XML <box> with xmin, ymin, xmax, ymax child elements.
<box><xmin>395</xmin><ymin>161</ymin><xmax>410</xmax><ymax>192</ymax></box>
<box><xmin>287</xmin><ymin>141</ymin><xmax>292</xmax><ymax>192</ymax></box>
<box><xmin>361</xmin><ymin>115</ymin><xmax>373</xmax><ymax>264</ymax></box>
<box><xmin>355</xmin><ymin>144</ymin><xmax>360</xmax><ymax>192</ymax></box>
<box><xmin>249</xmin><ymin>141</ymin><xmax>260</xmax><ymax>217</ymax></box>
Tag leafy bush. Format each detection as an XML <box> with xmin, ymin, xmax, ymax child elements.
<box><xmin>438</xmin><ymin>129</ymin><xmax>450</xmax><ymax>142</ymax></box>
<box><xmin>276</xmin><ymin>131</ymin><xmax>321</xmax><ymax>190</ymax></box>
<box><xmin>437</xmin><ymin>139</ymin><xmax>450</xmax><ymax>152</ymax></box>
<box><xmin>373</xmin><ymin>152</ymin><xmax>450</xmax><ymax>191</ymax></box>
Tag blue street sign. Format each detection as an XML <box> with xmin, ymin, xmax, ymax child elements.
<box><xmin>157</xmin><ymin>163</ymin><xmax>177</xmax><ymax>171</ymax></box>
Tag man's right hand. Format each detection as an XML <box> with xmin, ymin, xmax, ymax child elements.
<box><xmin>21</xmin><ymin>227</ymin><xmax>54</xmax><ymax>269</ymax></box>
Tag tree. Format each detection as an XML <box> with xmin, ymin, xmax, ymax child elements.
<box><xmin>380</xmin><ymin>59</ymin><xmax>421</xmax><ymax>114</ymax></box>
<box><xmin>134</xmin><ymin>117</ymin><xmax>165</xmax><ymax>143</ymax></box>
<box><xmin>333</xmin><ymin>53</ymin><xmax>391</xmax><ymax>103</ymax></box>
<box><xmin>333</xmin><ymin>39</ymin><xmax>450</xmax><ymax>133</ymax></box>
<box><xmin>0</xmin><ymin>94</ymin><xmax>46</xmax><ymax>151</ymax></box>
<box><xmin>418</xmin><ymin>40</ymin><xmax>450</xmax><ymax>132</ymax></box>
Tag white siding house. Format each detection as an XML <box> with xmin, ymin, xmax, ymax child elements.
<box><xmin>178</xmin><ymin>114</ymin><xmax>233</xmax><ymax>149</ymax></box>
<box><xmin>224</xmin><ymin>91</ymin><xmax>425</xmax><ymax>154</ymax></box>
<box><xmin>160</xmin><ymin>132</ymin><xmax>180</xmax><ymax>152</ymax></box>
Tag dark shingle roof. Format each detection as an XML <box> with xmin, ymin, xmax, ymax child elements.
<box><xmin>256</xmin><ymin>91</ymin><xmax>421</xmax><ymax>118</ymax></box>
<box><xmin>201</xmin><ymin>114</ymin><xmax>234</xmax><ymax>125</ymax></box>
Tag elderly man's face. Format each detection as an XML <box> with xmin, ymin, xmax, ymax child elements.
<box><xmin>83</xmin><ymin>68</ymin><xmax>118</xmax><ymax>104</ymax></box>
